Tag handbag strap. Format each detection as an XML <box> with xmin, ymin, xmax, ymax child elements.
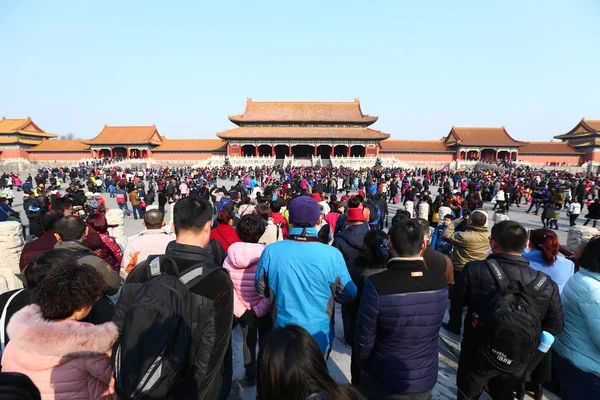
<box><xmin>1</xmin><ymin>289</ymin><xmax>24</xmax><ymax>353</ymax></box>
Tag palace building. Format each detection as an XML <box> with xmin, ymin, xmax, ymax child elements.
<box><xmin>0</xmin><ymin>100</ymin><xmax>597</xmax><ymax>169</ymax></box>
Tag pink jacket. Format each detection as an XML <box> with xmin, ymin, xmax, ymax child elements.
<box><xmin>2</xmin><ymin>305</ymin><xmax>118</xmax><ymax>400</ymax></box>
<box><xmin>223</xmin><ymin>242</ymin><xmax>271</xmax><ymax>318</ymax></box>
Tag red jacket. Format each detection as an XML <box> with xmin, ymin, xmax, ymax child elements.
<box><xmin>271</xmin><ymin>212</ymin><xmax>289</xmax><ymax>239</ymax></box>
<box><xmin>210</xmin><ymin>224</ymin><xmax>241</xmax><ymax>252</ymax></box>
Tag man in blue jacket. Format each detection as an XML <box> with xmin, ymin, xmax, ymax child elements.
<box><xmin>355</xmin><ymin>219</ymin><xmax>448</xmax><ymax>399</ymax></box>
<box><xmin>255</xmin><ymin>195</ymin><xmax>357</xmax><ymax>356</ymax></box>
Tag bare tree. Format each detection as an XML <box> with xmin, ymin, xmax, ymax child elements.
<box><xmin>58</xmin><ymin>132</ymin><xmax>81</xmax><ymax>140</ymax></box>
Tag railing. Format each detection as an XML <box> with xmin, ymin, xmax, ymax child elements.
<box><xmin>283</xmin><ymin>155</ymin><xmax>294</xmax><ymax>167</ymax></box>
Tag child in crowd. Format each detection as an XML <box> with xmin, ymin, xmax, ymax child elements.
<box><xmin>430</xmin><ymin>214</ymin><xmax>454</xmax><ymax>255</ymax></box>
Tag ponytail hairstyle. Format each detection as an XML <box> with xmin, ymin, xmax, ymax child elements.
<box><xmin>216</xmin><ymin>208</ymin><xmax>233</xmax><ymax>225</ymax></box>
<box><xmin>529</xmin><ymin>228</ymin><xmax>559</xmax><ymax>266</ymax></box>
<box><xmin>362</xmin><ymin>229</ymin><xmax>391</xmax><ymax>268</ymax></box>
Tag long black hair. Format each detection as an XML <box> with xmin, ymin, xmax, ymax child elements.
<box><xmin>257</xmin><ymin>325</ymin><xmax>364</xmax><ymax>400</ymax></box>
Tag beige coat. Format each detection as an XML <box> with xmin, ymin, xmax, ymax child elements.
<box><xmin>442</xmin><ymin>221</ymin><xmax>489</xmax><ymax>271</ymax></box>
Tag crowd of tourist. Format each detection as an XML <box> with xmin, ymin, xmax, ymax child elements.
<box><xmin>0</xmin><ymin>162</ymin><xmax>598</xmax><ymax>399</ymax></box>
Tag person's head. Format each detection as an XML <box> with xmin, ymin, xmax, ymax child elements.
<box><xmin>31</xmin><ymin>262</ymin><xmax>105</xmax><ymax>321</ymax></box>
<box><xmin>270</xmin><ymin>200</ymin><xmax>281</xmax><ymax>213</ymax></box>
<box><xmin>86</xmin><ymin>213</ymin><xmax>108</xmax><ymax>234</ymax></box>
<box><xmin>288</xmin><ymin>196</ymin><xmax>321</xmax><ymax>228</ymax></box>
<box><xmin>42</xmin><ymin>210</ymin><xmax>63</xmax><ymax>233</ymax></box>
<box><xmin>363</xmin><ymin>229</ymin><xmax>391</xmax><ymax>266</ymax></box>
<box><xmin>528</xmin><ymin>228</ymin><xmax>559</xmax><ymax>266</ymax></box>
<box><xmin>347</xmin><ymin>196</ymin><xmax>361</xmax><ymax>209</ymax></box>
<box><xmin>53</xmin><ymin>216</ymin><xmax>87</xmax><ymax>242</ymax></box>
<box><xmin>391</xmin><ymin>209</ymin><xmax>411</xmax><ymax>226</ymax></box>
<box><xmin>23</xmin><ymin>249</ymin><xmax>78</xmax><ymax>290</ymax></box>
<box><xmin>389</xmin><ymin>219</ymin><xmax>426</xmax><ymax>258</ymax></box>
<box><xmin>468</xmin><ymin>209</ymin><xmax>488</xmax><ymax>228</ymax></box>
<box><xmin>443</xmin><ymin>214</ymin><xmax>453</xmax><ymax>226</ymax></box>
<box><xmin>173</xmin><ymin>197</ymin><xmax>213</xmax><ymax>247</ymax></box>
<box><xmin>237</xmin><ymin>214</ymin><xmax>266</xmax><ymax>243</ymax></box>
<box><xmin>143</xmin><ymin>209</ymin><xmax>165</xmax><ymax>229</ymax></box>
<box><xmin>257</xmin><ymin>203</ymin><xmax>272</xmax><ymax>221</ymax></box>
<box><xmin>579</xmin><ymin>235</ymin><xmax>600</xmax><ymax>273</ymax></box>
<box><xmin>490</xmin><ymin>221</ymin><xmax>527</xmax><ymax>255</ymax></box>
<box><xmin>216</xmin><ymin>209</ymin><xmax>234</xmax><ymax>225</ymax></box>
<box><xmin>257</xmin><ymin>325</ymin><xmax>361</xmax><ymax>400</ymax></box>
<box><xmin>53</xmin><ymin>197</ymin><xmax>73</xmax><ymax>216</ymax></box>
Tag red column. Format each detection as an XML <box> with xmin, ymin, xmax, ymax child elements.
<box><xmin>272</xmin><ymin>145</ymin><xmax>275</xmax><ymax>156</ymax></box>
<box><xmin>255</xmin><ymin>146</ymin><xmax>259</xmax><ymax>156</ymax></box>
<box><xmin>314</xmin><ymin>146</ymin><xmax>317</xmax><ymax>156</ymax></box>
<box><xmin>347</xmin><ymin>147</ymin><xmax>351</xmax><ymax>157</ymax></box>
<box><xmin>289</xmin><ymin>146</ymin><xmax>292</xmax><ymax>156</ymax></box>
<box><xmin>331</xmin><ymin>146</ymin><xmax>335</xmax><ymax>156</ymax></box>
<box><xmin>90</xmin><ymin>149</ymin><xmax>94</xmax><ymax>158</ymax></box>
<box><xmin>109</xmin><ymin>148</ymin><xmax>114</xmax><ymax>158</ymax></box>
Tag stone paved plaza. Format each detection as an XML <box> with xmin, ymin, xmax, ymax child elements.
<box><xmin>9</xmin><ymin>181</ymin><xmax>565</xmax><ymax>400</ymax></box>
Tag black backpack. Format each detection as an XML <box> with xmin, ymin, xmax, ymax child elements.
<box><xmin>114</xmin><ymin>256</ymin><xmax>222</xmax><ymax>399</ymax></box>
<box><xmin>478</xmin><ymin>259</ymin><xmax>550</xmax><ymax>376</ymax></box>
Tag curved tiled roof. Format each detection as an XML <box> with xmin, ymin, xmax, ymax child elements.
<box><xmin>28</xmin><ymin>140</ymin><xmax>90</xmax><ymax>152</ymax></box>
<box><xmin>153</xmin><ymin>139</ymin><xmax>227</xmax><ymax>152</ymax></box>
<box><xmin>217</xmin><ymin>126</ymin><xmax>389</xmax><ymax>140</ymax></box>
<box><xmin>0</xmin><ymin>117</ymin><xmax>56</xmax><ymax>138</ymax></box>
<box><xmin>380</xmin><ymin>139</ymin><xmax>452</xmax><ymax>153</ymax></box>
<box><xmin>87</xmin><ymin>125</ymin><xmax>163</xmax><ymax>145</ymax></box>
<box><xmin>229</xmin><ymin>98</ymin><xmax>378</xmax><ymax>125</ymax></box>
<box><xmin>555</xmin><ymin>118</ymin><xmax>600</xmax><ymax>140</ymax></box>
<box><xmin>519</xmin><ymin>142</ymin><xmax>582</xmax><ymax>155</ymax></box>
<box><xmin>0</xmin><ymin>138</ymin><xmax>45</xmax><ymax>146</ymax></box>
<box><xmin>445</xmin><ymin>126</ymin><xmax>526</xmax><ymax>147</ymax></box>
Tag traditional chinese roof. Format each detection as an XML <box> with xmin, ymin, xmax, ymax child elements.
<box><xmin>519</xmin><ymin>142</ymin><xmax>582</xmax><ymax>155</ymax></box>
<box><xmin>380</xmin><ymin>139</ymin><xmax>452</xmax><ymax>153</ymax></box>
<box><xmin>554</xmin><ymin>118</ymin><xmax>600</xmax><ymax>140</ymax></box>
<box><xmin>87</xmin><ymin>125</ymin><xmax>163</xmax><ymax>145</ymax></box>
<box><xmin>152</xmin><ymin>139</ymin><xmax>227</xmax><ymax>152</ymax></box>
<box><xmin>0</xmin><ymin>137</ymin><xmax>45</xmax><ymax>146</ymax></box>
<box><xmin>228</xmin><ymin>98</ymin><xmax>378</xmax><ymax>126</ymax></box>
<box><xmin>217</xmin><ymin>126</ymin><xmax>389</xmax><ymax>140</ymax></box>
<box><xmin>0</xmin><ymin>117</ymin><xmax>57</xmax><ymax>138</ymax></box>
<box><xmin>444</xmin><ymin>126</ymin><xmax>526</xmax><ymax>147</ymax></box>
<box><xmin>28</xmin><ymin>140</ymin><xmax>90</xmax><ymax>152</ymax></box>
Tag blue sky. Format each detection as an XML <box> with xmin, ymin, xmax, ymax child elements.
<box><xmin>1</xmin><ymin>1</ymin><xmax>598</xmax><ymax>141</ymax></box>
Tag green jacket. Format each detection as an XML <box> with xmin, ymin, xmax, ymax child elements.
<box><xmin>54</xmin><ymin>241</ymin><xmax>120</xmax><ymax>294</ymax></box>
<box><xmin>442</xmin><ymin>221</ymin><xmax>489</xmax><ymax>271</ymax></box>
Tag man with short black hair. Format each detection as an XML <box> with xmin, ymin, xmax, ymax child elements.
<box><xmin>355</xmin><ymin>219</ymin><xmax>448</xmax><ymax>399</ymax></box>
<box><xmin>19</xmin><ymin>209</ymin><xmax>63</xmax><ymax>271</ymax></box>
<box><xmin>53</xmin><ymin>197</ymin><xmax>103</xmax><ymax>250</ymax></box>
<box><xmin>53</xmin><ymin>216</ymin><xmax>120</xmax><ymax>294</ymax></box>
<box><xmin>453</xmin><ymin>221</ymin><xmax>563</xmax><ymax>400</ymax></box>
<box><xmin>116</xmin><ymin>197</ymin><xmax>233</xmax><ymax>400</ymax></box>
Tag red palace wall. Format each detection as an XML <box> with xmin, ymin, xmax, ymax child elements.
<box><xmin>28</xmin><ymin>152</ymin><xmax>89</xmax><ymax>161</ymax></box>
<box><xmin>518</xmin><ymin>154</ymin><xmax>582</xmax><ymax>165</ymax></box>
<box><xmin>227</xmin><ymin>145</ymin><xmax>241</xmax><ymax>156</ymax></box>
<box><xmin>0</xmin><ymin>148</ymin><xmax>31</xmax><ymax>160</ymax></box>
<box><xmin>385</xmin><ymin>153</ymin><xmax>455</xmax><ymax>162</ymax></box>
<box><xmin>581</xmin><ymin>152</ymin><xmax>600</xmax><ymax>162</ymax></box>
<box><xmin>152</xmin><ymin>152</ymin><xmax>215</xmax><ymax>161</ymax></box>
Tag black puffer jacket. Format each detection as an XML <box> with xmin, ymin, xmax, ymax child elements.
<box><xmin>453</xmin><ymin>253</ymin><xmax>563</xmax><ymax>350</ymax></box>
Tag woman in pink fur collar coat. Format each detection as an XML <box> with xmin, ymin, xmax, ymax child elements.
<box><xmin>2</xmin><ymin>262</ymin><xmax>118</xmax><ymax>400</ymax></box>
